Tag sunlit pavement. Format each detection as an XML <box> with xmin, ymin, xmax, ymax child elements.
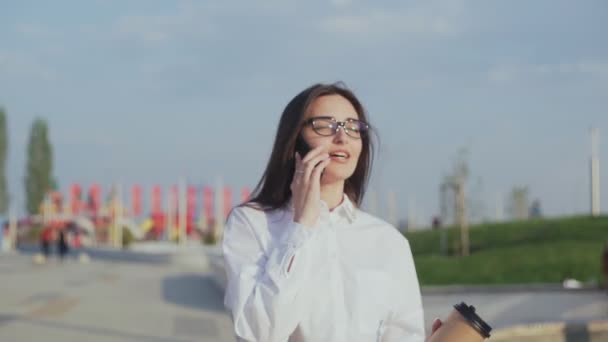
<box><xmin>0</xmin><ymin>253</ymin><xmax>234</xmax><ymax>342</ymax></box>
<box><xmin>1</xmin><ymin>252</ymin><xmax>606</xmax><ymax>341</ymax></box>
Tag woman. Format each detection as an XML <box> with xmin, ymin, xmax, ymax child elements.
<box><xmin>223</xmin><ymin>83</ymin><xmax>437</xmax><ymax>341</ymax></box>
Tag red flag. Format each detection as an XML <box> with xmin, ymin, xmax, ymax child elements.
<box><xmin>187</xmin><ymin>186</ymin><xmax>197</xmax><ymax>235</ymax></box>
<box><xmin>152</xmin><ymin>185</ymin><xmax>162</xmax><ymax>215</ymax></box>
<box><xmin>89</xmin><ymin>184</ymin><xmax>101</xmax><ymax>215</ymax></box>
<box><xmin>70</xmin><ymin>183</ymin><xmax>82</xmax><ymax>215</ymax></box>
<box><xmin>132</xmin><ymin>185</ymin><xmax>142</xmax><ymax>217</ymax></box>
<box><xmin>152</xmin><ymin>212</ymin><xmax>165</xmax><ymax>237</ymax></box>
<box><xmin>223</xmin><ymin>187</ymin><xmax>232</xmax><ymax>219</ymax></box>
<box><xmin>187</xmin><ymin>186</ymin><xmax>196</xmax><ymax>216</ymax></box>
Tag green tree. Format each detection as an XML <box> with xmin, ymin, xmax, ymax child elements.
<box><xmin>0</xmin><ymin>108</ymin><xmax>8</xmax><ymax>215</ymax></box>
<box><xmin>25</xmin><ymin>118</ymin><xmax>53</xmax><ymax>214</ymax></box>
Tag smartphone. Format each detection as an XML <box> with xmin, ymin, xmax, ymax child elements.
<box><xmin>295</xmin><ymin>136</ymin><xmax>325</xmax><ymax>176</ymax></box>
<box><xmin>295</xmin><ymin>136</ymin><xmax>312</xmax><ymax>157</ymax></box>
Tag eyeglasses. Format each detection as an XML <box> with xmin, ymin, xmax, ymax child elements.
<box><xmin>303</xmin><ymin>116</ymin><xmax>369</xmax><ymax>139</ymax></box>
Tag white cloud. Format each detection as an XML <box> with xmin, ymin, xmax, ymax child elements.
<box><xmin>319</xmin><ymin>5</ymin><xmax>462</xmax><ymax>38</ymax></box>
<box><xmin>320</xmin><ymin>10</ymin><xmax>457</xmax><ymax>38</ymax></box>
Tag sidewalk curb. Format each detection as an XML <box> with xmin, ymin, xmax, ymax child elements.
<box><xmin>422</xmin><ymin>283</ymin><xmax>602</xmax><ymax>295</ymax></box>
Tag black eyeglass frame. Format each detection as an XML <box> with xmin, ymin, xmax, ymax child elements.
<box><xmin>302</xmin><ymin>116</ymin><xmax>370</xmax><ymax>139</ymax></box>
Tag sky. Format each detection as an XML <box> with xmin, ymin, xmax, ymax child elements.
<box><xmin>1</xmin><ymin>0</ymin><xmax>607</xmax><ymax>226</ymax></box>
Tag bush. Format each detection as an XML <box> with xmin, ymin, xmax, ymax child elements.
<box><xmin>122</xmin><ymin>227</ymin><xmax>134</xmax><ymax>249</ymax></box>
<box><xmin>201</xmin><ymin>227</ymin><xmax>219</xmax><ymax>245</ymax></box>
<box><xmin>405</xmin><ymin>215</ymin><xmax>608</xmax><ymax>285</ymax></box>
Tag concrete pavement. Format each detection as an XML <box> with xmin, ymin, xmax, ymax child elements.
<box><xmin>1</xmin><ymin>250</ymin><xmax>607</xmax><ymax>341</ymax></box>
<box><xmin>423</xmin><ymin>290</ymin><xmax>607</xmax><ymax>331</ymax></box>
<box><xmin>0</xmin><ymin>253</ymin><xmax>234</xmax><ymax>342</ymax></box>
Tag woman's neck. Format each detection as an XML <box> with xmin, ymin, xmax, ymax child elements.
<box><xmin>320</xmin><ymin>181</ymin><xmax>345</xmax><ymax>210</ymax></box>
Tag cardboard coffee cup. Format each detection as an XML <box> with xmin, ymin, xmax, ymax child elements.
<box><xmin>427</xmin><ymin>302</ymin><xmax>492</xmax><ymax>342</ymax></box>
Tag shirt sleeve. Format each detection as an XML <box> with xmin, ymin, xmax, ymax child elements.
<box><xmin>380</xmin><ymin>237</ymin><xmax>426</xmax><ymax>342</ymax></box>
<box><xmin>222</xmin><ymin>206</ymin><xmax>329</xmax><ymax>342</ymax></box>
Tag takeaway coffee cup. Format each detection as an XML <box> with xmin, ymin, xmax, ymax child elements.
<box><xmin>427</xmin><ymin>302</ymin><xmax>492</xmax><ymax>342</ymax></box>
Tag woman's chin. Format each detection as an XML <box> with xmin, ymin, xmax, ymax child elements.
<box><xmin>320</xmin><ymin>170</ymin><xmax>354</xmax><ymax>185</ymax></box>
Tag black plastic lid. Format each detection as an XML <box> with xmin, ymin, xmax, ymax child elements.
<box><xmin>454</xmin><ymin>302</ymin><xmax>492</xmax><ymax>338</ymax></box>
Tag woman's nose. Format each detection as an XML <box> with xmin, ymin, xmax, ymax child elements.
<box><xmin>333</xmin><ymin>126</ymin><xmax>348</xmax><ymax>143</ymax></box>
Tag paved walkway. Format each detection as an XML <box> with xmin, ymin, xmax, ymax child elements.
<box><xmin>0</xmin><ymin>253</ymin><xmax>234</xmax><ymax>342</ymax></box>
<box><xmin>1</xmin><ymin>252</ymin><xmax>606</xmax><ymax>341</ymax></box>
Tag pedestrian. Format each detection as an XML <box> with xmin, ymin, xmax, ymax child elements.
<box><xmin>40</xmin><ymin>225</ymin><xmax>53</xmax><ymax>258</ymax></box>
<box><xmin>222</xmin><ymin>83</ymin><xmax>440</xmax><ymax>341</ymax></box>
<box><xmin>57</xmin><ymin>229</ymin><xmax>69</xmax><ymax>261</ymax></box>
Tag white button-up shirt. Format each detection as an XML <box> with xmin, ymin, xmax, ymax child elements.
<box><xmin>222</xmin><ymin>195</ymin><xmax>425</xmax><ymax>342</ymax></box>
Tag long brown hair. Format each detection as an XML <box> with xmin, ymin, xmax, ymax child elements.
<box><xmin>246</xmin><ymin>82</ymin><xmax>375</xmax><ymax>211</ymax></box>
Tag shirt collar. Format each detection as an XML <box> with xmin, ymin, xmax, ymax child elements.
<box><xmin>336</xmin><ymin>194</ymin><xmax>357</xmax><ymax>223</ymax></box>
<box><xmin>288</xmin><ymin>193</ymin><xmax>357</xmax><ymax>224</ymax></box>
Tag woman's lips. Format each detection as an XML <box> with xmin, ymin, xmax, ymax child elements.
<box><xmin>329</xmin><ymin>155</ymin><xmax>349</xmax><ymax>163</ymax></box>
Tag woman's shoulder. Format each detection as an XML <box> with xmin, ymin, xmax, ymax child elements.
<box><xmin>228</xmin><ymin>203</ymin><xmax>267</xmax><ymax>222</ymax></box>
<box><xmin>356</xmin><ymin>209</ymin><xmax>411</xmax><ymax>245</ymax></box>
<box><xmin>228</xmin><ymin>202</ymin><xmax>289</xmax><ymax>226</ymax></box>
<box><xmin>225</xmin><ymin>203</ymin><xmax>291</xmax><ymax>249</ymax></box>
<box><xmin>356</xmin><ymin>209</ymin><xmax>399</xmax><ymax>231</ymax></box>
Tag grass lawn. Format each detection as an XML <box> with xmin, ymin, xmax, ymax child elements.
<box><xmin>404</xmin><ymin>216</ymin><xmax>608</xmax><ymax>285</ymax></box>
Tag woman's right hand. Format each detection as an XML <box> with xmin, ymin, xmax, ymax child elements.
<box><xmin>291</xmin><ymin>146</ymin><xmax>331</xmax><ymax>227</ymax></box>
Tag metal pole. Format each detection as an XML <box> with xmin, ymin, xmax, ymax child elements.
<box><xmin>496</xmin><ymin>192</ymin><xmax>503</xmax><ymax>222</ymax></box>
<box><xmin>437</xmin><ymin>182</ymin><xmax>447</xmax><ymax>255</ymax></box>
<box><xmin>166</xmin><ymin>187</ymin><xmax>174</xmax><ymax>242</ymax></box>
<box><xmin>215</xmin><ymin>177</ymin><xmax>224</xmax><ymax>241</ymax></box>
<box><xmin>199</xmin><ymin>191</ymin><xmax>208</xmax><ymax>234</ymax></box>
<box><xmin>178</xmin><ymin>179</ymin><xmax>187</xmax><ymax>245</ymax></box>
<box><xmin>110</xmin><ymin>184</ymin><xmax>118</xmax><ymax>248</ymax></box>
<box><xmin>591</xmin><ymin>128</ymin><xmax>601</xmax><ymax>217</ymax></box>
<box><xmin>8</xmin><ymin>204</ymin><xmax>17</xmax><ymax>252</ymax></box>
<box><xmin>439</xmin><ymin>183</ymin><xmax>447</xmax><ymax>224</ymax></box>
<box><xmin>116</xmin><ymin>184</ymin><xmax>123</xmax><ymax>249</ymax></box>
<box><xmin>457</xmin><ymin>181</ymin><xmax>469</xmax><ymax>256</ymax></box>
<box><xmin>407</xmin><ymin>196</ymin><xmax>416</xmax><ymax>230</ymax></box>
